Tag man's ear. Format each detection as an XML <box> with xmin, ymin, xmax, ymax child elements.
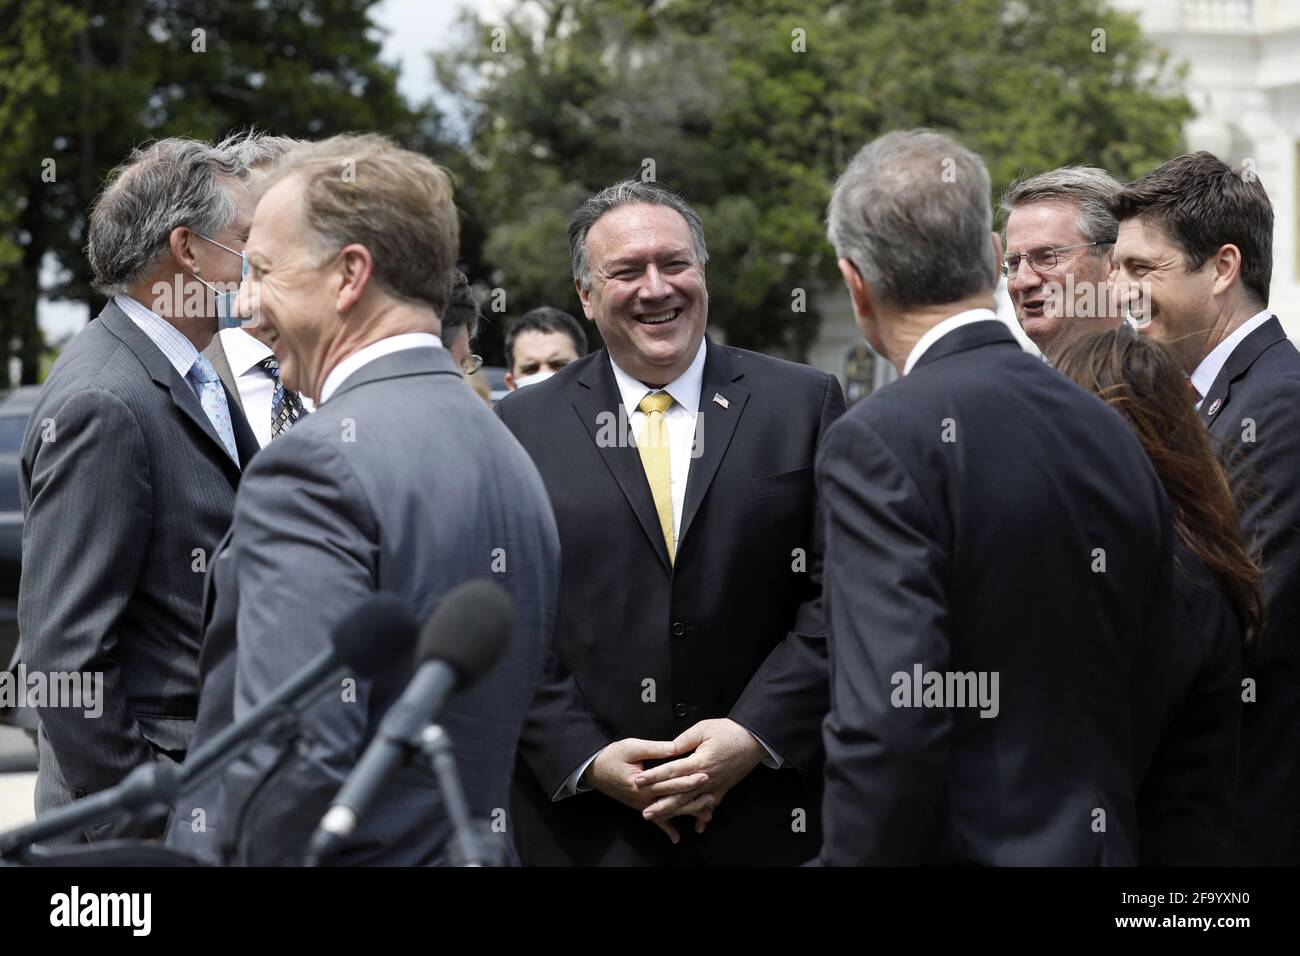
<box><xmin>837</xmin><ymin>257</ymin><xmax>872</xmax><ymax>321</ymax></box>
<box><xmin>575</xmin><ymin>278</ymin><xmax>595</xmax><ymax>321</ymax></box>
<box><xmin>990</xmin><ymin>231</ymin><xmax>1004</xmax><ymax>279</ymax></box>
<box><xmin>170</xmin><ymin>226</ymin><xmax>200</xmax><ymax>273</ymax></box>
<box><xmin>336</xmin><ymin>243</ymin><xmax>373</xmax><ymax>314</ymax></box>
<box><xmin>504</xmin><ymin>372</ymin><xmax>517</xmax><ymax>391</ymax></box>
<box><xmin>1211</xmin><ymin>243</ymin><xmax>1243</xmax><ymax>297</ymax></box>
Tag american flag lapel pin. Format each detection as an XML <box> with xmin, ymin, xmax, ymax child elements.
<box><xmin>712</xmin><ymin>392</ymin><xmax>729</xmax><ymax>409</ymax></box>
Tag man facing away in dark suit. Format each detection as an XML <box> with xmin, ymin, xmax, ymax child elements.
<box><xmin>1110</xmin><ymin>152</ymin><xmax>1300</xmax><ymax>865</ymax></box>
<box><xmin>816</xmin><ymin>129</ymin><xmax>1179</xmax><ymax>865</ymax></box>
<box><xmin>497</xmin><ymin>180</ymin><xmax>845</xmax><ymax>865</ymax></box>
<box><xmin>166</xmin><ymin>134</ymin><xmax>559</xmax><ymax>865</ymax></box>
<box><xmin>17</xmin><ymin>137</ymin><xmax>262</xmax><ymax>843</ymax></box>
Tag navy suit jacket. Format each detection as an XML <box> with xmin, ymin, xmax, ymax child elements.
<box><xmin>817</xmin><ymin>320</ymin><xmax>1178</xmax><ymax>865</ymax></box>
<box><xmin>498</xmin><ymin>339</ymin><xmax>844</xmax><ymax>865</ymax></box>
<box><xmin>1197</xmin><ymin>315</ymin><xmax>1300</xmax><ymax>865</ymax></box>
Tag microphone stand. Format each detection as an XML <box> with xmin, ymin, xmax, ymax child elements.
<box><xmin>419</xmin><ymin>724</ymin><xmax>485</xmax><ymax>867</ymax></box>
<box><xmin>0</xmin><ymin>698</ymin><xmax>324</xmax><ymax>860</ymax></box>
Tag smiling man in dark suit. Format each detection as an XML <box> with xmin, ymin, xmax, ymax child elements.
<box><xmin>816</xmin><ymin>130</ymin><xmax>1178</xmax><ymax>865</ymax></box>
<box><xmin>1110</xmin><ymin>152</ymin><xmax>1300</xmax><ymax>865</ymax></box>
<box><xmin>497</xmin><ymin>180</ymin><xmax>845</xmax><ymax>866</ymax></box>
<box><xmin>18</xmin><ymin>137</ymin><xmax>259</xmax><ymax>842</ymax></box>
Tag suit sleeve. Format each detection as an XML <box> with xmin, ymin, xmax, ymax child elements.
<box><xmin>18</xmin><ymin>389</ymin><xmax>155</xmax><ymax>798</ymax></box>
<box><xmin>815</xmin><ymin>413</ymin><xmax>952</xmax><ymax>866</ymax></box>
<box><xmin>224</xmin><ymin>437</ymin><xmax>379</xmax><ymax>843</ymax></box>
<box><xmin>1226</xmin><ymin>379</ymin><xmax>1300</xmax><ymax>650</ymax></box>
<box><xmin>729</xmin><ymin>373</ymin><xmax>846</xmax><ymax>772</ymax></box>
<box><xmin>495</xmin><ymin>395</ymin><xmax>613</xmax><ymax>799</ymax></box>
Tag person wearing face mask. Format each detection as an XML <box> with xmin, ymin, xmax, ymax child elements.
<box><xmin>167</xmin><ymin>134</ymin><xmax>559</xmax><ymax>865</ymax></box>
<box><xmin>504</xmin><ymin>307</ymin><xmax>588</xmax><ymax>390</ymax></box>
<box><xmin>15</xmin><ymin>137</ymin><xmax>260</xmax><ymax>843</ymax></box>
<box><xmin>202</xmin><ymin>134</ymin><xmax>315</xmax><ymax>448</ymax></box>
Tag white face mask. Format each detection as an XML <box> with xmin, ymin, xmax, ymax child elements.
<box><xmin>513</xmin><ymin>369</ymin><xmax>556</xmax><ymax>389</ymax></box>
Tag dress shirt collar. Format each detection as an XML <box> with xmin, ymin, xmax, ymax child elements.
<box><xmin>113</xmin><ymin>293</ymin><xmax>200</xmax><ymax>379</ymax></box>
<box><xmin>219</xmin><ymin>327</ymin><xmax>274</xmax><ymax>377</ymax></box>
<box><xmin>319</xmin><ymin>332</ymin><xmax>443</xmax><ymax>404</ymax></box>
<box><xmin>903</xmin><ymin>308</ymin><xmax>1001</xmax><ymax>376</ymax></box>
<box><xmin>608</xmin><ymin>337</ymin><xmax>707</xmax><ymax>415</ymax></box>
<box><xmin>1189</xmin><ymin>309</ymin><xmax>1272</xmax><ymax>402</ymax></box>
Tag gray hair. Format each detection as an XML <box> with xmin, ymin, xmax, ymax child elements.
<box><xmin>568</xmin><ymin>180</ymin><xmax>709</xmax><ymax>291</ymax></box>
<box><xmin>87</xmin><ymin>138</ymin><xmax>246</xmax><ymax>296</ymax></box>
<box><xmin>999</xmin><ymin>165</ymin><xmax>1122</xmax><ymax>251</ymax></box>
<box><xmin>827</xmin><ymin>129</ymin><xmax>996</xmax><ymax>310</ymax></box>
<box><xmin>216</xmin><ymin>128</ymin><xmax>309</xmax><ymax>174</ymax></box>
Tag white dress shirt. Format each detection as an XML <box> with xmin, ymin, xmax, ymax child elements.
<box><xmin>1189</xmin><ymin>309</ymin><xmax>1272</xmax><ymax>410</ymax></box>
<box><xmin>556</xmin><ymin>337</ymin><xmax>780</xmax><ymax>800</ymax></box>
<box><xmin>114</xmin><ymin>293</ymin><xmax>200</xmax><ymax>379</ymax></box>
<box><xmin>902</xmin><ymin>308</ymin><xmax>1003</xmax><ymax>376</ymax></box>
<box><xmin>318</xmin><ymin>332</ymin><xmax>444</xmax><ymax>404</ymax></box>
<box><xmin>115</xmin><ymin>294</ymin><xmax>238</xmax><ymax>461</ymax></box>
<box><xmin>218</xmin><ymin>328</ymin><xmax>317</xmax><ymax>448</ymax></box>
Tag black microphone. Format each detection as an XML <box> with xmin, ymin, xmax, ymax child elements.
<box><xmin>303</xmin><ymin>579</ymin><xmax>514</xmax><ymax>866</ymax></box>
<box><xmin>0</xmin><ymin>593</ymin><xmax>418</xmax><ymax>858</ymax></box>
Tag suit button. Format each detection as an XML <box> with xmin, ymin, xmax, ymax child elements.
<box><xmin>671</xmin><ymin>622</ymin><xmax>686</xmax><ymax>637</ymax></box>
<box><xmin>674</xmin><ymin>703</ymin><xmax>688</xmax><ymax>718</ymax></box>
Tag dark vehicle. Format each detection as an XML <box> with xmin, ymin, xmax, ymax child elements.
<box><xmin>0</xmin><ymin>386</ymin><xmax>39</xmax><ymax>673</ymax></box>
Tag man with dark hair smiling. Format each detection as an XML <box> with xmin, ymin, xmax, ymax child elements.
<box><xmin>1111</xmin><ymin>151</ymin><xmax>1300</xmax><ymax>865</ymax></box>
<box><xmin>497</xmin><ymin>179</ymin><xmax>844</xmax><ymax>866</ymax></box>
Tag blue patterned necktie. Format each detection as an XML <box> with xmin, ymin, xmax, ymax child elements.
<box><xmin>258</xmin><ymin>355</ymin><xmax>307</xmax><ymax>438</ymax></box>
<box><xmin>186</xmin><ymin>354</ymin><xmax>239</xmax><ymax>463</ymax></box>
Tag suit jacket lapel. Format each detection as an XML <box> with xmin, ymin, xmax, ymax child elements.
<box><xmin>679</xmin><ymin>342</ymin><xmax>748</xmax><ymax>549</ymax></box>
<box><xmin>98</xmin><ymin>304</ymin><xmax>242</xmax><ymax>478</ymax></box>
<box><xmin>572</xmin><ymin>351</ymin><xmax>674</xmax><ymax>575</ymax></box>
<box><xmin>1198</xmin><ymin>315</ymin><xmax>1286</xmax><ymax>429</ymax></box>
<box><xmin>227</xmin><ymin>384</ymin><xmax>259</xmax><ymax>468</ymax></box>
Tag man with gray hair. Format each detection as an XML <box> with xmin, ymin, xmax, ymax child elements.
<box><xmin>17</xmin><ymin>137</ymin><xmax>260</xmax><ymax>841</ymax></box>
<box><xmin>168</xmin><ymin>133</ymin><xmax>558</xmax><ymax>864</ymax></box>
<box><xmin>498</xmin><ymin>179</ymin><xmax>844</xmax><ymax>865</ymax></box>
<box><xmin>1000</xmin><ymin>165</ymin><xmax>1125</xmax><ymax>353</ymax></box>
<box><xmin>816</xmin><ymin>129</ymin><xmax>1179</xmax><ymax>864</ymax></box>
<box><xmin>205</xmin><ymin>131</ymin><xmax>315</xmax><ymax>448</ymax></box>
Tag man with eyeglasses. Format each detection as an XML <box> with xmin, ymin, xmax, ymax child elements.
<box><xmin>999</xmin><ymin>166</ymin><xmax>1125</xmax><ymax>354</ymax></box>
<box><xmin>203</xmin><ymin>134</ymin><xmax>315</xmax><ymax>449</ymax></box>
<box><xmin>16</xmin><ymin>137</ymin><xmax>260</xmax><ymax>843</ymax></box>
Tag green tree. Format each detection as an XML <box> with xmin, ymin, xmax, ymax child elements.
<box><xmin>438</xmin><ymin>0</ymin><xmax>1192</xmax><ymax>360</ymax></box>
<box><xmin>0</xmin><ymin>0</ymin><xmax>444</xmax><ymax>388</ymax></box>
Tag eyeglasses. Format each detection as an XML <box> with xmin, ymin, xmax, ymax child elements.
<box><xmin>459</xmin><ymin>353</ymin><xmax>484</xmax><ymax>375</ymax></box>
<box><xmin>196</xmin><ymin>233</ymin><xmax>250</xmax><ymax>278</ymax></box>
<box><xmin>1001</xmin><ymin>241</ymin><xmax>1109</xmax><ymax>278</ymax></box>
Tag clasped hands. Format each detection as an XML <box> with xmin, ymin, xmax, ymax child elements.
<box><xmin>581</xmin><ymin>718</ymin><xmax>766</xmax><ymax>843</ymax></box>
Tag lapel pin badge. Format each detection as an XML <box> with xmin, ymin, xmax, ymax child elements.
<box><xmin>712</xmin><ymin>392</ymin><xmax>729</xmax><ymax>409</ymax></box>
<box><xmin>1207</xmin><ymin>398</ymin><xmax>1222</xmax><ymax>416</ymax></box>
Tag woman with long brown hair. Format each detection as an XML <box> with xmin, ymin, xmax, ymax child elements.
<box><xmin>1052</xmin><ymin>327</ymin><xmax>1262</xmax><ymax>866</ymax></box>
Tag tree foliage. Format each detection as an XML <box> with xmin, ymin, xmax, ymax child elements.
<box><xmin>438</xmin><ymin>0</ymin><xmax>1192</xmax><ymax>358</ymax></box>
<box><xmin>0</xmin><ymin>0</ymin><xmax>439</xmax><ymax>387</ymax></box>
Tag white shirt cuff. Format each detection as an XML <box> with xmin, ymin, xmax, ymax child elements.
<box><xmin>552</xmin><ymin>748</ymin><xmax>604</xmax><ymax>801</ymax></box>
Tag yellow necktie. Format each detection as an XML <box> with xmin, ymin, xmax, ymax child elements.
<box><xmin>636</xmin><ymin>392</ymin><xmax>676</xmax><ymax>563</ymax></box>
